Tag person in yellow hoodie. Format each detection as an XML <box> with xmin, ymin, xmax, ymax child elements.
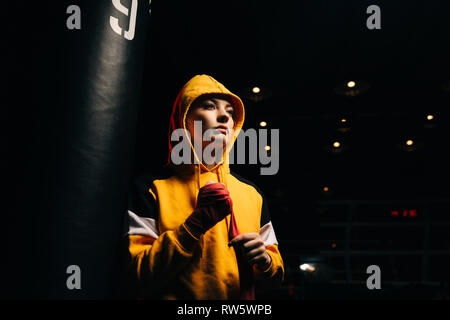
<box><xmin>123</xmin><ymin>74</ymin><xmax>284</xmax><ymax>299</ymax></box>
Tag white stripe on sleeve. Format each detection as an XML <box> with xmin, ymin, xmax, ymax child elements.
<box><xmin>127</xmin><ymin>210</ymin><xmax>159</xmax><ymax>239</ymax></box>
<box><xmin>260</xmin><ymin>221</ymin><xmax>278</xmax><ymax>246</ymax></box>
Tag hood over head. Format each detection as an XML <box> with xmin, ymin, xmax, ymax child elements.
<box><xmin>166</xmin><ymin>74</ymin><xmax>245</xmax><ymax>173</ymax></box>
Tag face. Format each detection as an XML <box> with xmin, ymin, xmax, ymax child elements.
<box><xmin>186</xmin><ymin>95</ymin><xmax>235</xmax><ymax>150</ymax></box>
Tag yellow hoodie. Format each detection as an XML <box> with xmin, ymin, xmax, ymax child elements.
<box><xmin>124</xmin><ymin>75</ymin><xmax>284</xmax><ymax>299</ymax></box>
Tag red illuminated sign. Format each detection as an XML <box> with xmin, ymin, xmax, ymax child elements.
<box><xmin>391</xmin><ymin>209</ymin><xmax>417</xmax><ymax>218</ymax></box>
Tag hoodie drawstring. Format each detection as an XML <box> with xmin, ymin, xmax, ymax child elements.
<box><xmin>194</xmin><ymin>163</ymin><xmax>204</xmax><ymax>257</ymax></box>
<box><xmin>195</xmin><ymin>163</ymin><xmax>201</xmax><ymax>207</ymax></box>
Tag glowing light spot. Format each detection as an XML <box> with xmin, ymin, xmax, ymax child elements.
<box><xmin>252</xmin><ymin>87</ymin><xmax>261</xmax><ymax>94</ymax></box>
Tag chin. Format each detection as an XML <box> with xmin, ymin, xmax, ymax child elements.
<box><xmin>206</xmin><ymin>135</ymin><xmax>227</xmax><ymax>148</ymax></box>
<box><xmin>215</xmin><ymin>134</ymin><xmax>230</xmax><ymax>143</ymax></box>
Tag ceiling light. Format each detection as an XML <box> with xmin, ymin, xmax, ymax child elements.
<box><xmin>264</xmin><ymin>145</ymin><xmax>271</xmax><ymax>151</ymax></box>
<box><xmin>334</xmin><ymin>80</ymin><xmax>369</xmax><ymax>97</ymax></box>
<box><xmin>244</xmin><ymin>85</ymin><xmax>272</xmax><ymax>102</ymax></box>
<box><xmin>426</xmin><ymin>114</ymin><xmax>434</xmax><ymax>121</ymax></box>
<box><xmin>259</xmin><ymin>121</ymin><xmax>267</xmax><ymax>127</ymax></box>
<box><xmin>299</xmin><ymin>263</ymin><xmax>316</xmax><ymax>272</ymax></box>
<box><xmin>332</xmin><ymin>141</ymin><xmax>341</xmax><ymax>148</ymax></box>
<box><xmin>406</xmin><ymin>139</ymin><xmax>414</xmax><ymax>146</ymax></box>
<box><xmin>337</xmin><ymin>117</ymin><xmax>351</xmax><ymax>133</ymax></box>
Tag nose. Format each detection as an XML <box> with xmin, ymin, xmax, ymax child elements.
<box><xmin>217</xmin><ymin>108</ymin><xmax>231</xmax><ymax>124</ymax></box>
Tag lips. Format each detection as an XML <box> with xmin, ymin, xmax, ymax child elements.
<box><xmin>215</xmin><ymin>126</ymin><xmax>228</xmax><ymax>135</ymax></box>
<box><xmin>216</xmin><ymin>128</ymin><xmax>227</xmax><ymax>135</ymax></box>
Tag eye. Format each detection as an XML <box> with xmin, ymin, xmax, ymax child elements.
<box><xmin>203</xmin><ymin>103</ymin><xmax>215</xmax><ymax>110</ymax></box>
<box><xmin>226</xmin><ymin>108</ymin><xmax>234</xmax><ymax>115</ymax></box>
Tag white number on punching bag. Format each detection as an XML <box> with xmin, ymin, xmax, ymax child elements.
<box><xmin>110</xmin><ymin>0</ymin><xmax>138</xmax><ymax>40</ymax></box>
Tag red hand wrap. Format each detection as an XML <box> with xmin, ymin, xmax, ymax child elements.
<box><xmin>184</xmin><ymin>183</ymin><xmax>233</xmax><ymax>237</ymax></box>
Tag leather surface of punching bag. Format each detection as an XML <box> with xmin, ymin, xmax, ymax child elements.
<box><xmin>20</xmin><ymin>1</ymin><xmax>151</xmax><ymax>299</ymax></box>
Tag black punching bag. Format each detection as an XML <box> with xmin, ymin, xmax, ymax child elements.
<box><xmin>31</xmin><ymin>0</ymin><xmax>151</xmax><ymax>299</ymax></box>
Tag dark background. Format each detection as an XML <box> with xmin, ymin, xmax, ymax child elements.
<box><xmin>5</xmin><ymin>0</ymin><xmax>450</xmax><ymax>299</ymax></box>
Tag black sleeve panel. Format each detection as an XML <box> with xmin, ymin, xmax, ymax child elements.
<box><xmin>230</xmin><ymin>172</ymin><xmax>271</xmax><ymax>227</ymax></box>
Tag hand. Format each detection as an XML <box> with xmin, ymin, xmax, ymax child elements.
<box><xmin>196</xmin><ymin>181</ymin><xmax>232</xmax><ymax>216</ymax></box>
<box><xmin>228</xmin><ymin>233</ymin><xmax>271</xmax><ymax>270</ymax></box>
<box><xmin>184</xmin><ymin>181</ymin><xmax>233</xmax><ymax>238</ymax></box>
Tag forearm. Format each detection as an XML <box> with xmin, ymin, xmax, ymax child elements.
<box><xmin>129</xmin><ymin>224</ymin><xmax>200</xmax><ymax>295</ymax></box>
<box><xmin>253</xmin><ymin>245</ymin><xmax>284</xmax><ymax>290</ymax></box>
